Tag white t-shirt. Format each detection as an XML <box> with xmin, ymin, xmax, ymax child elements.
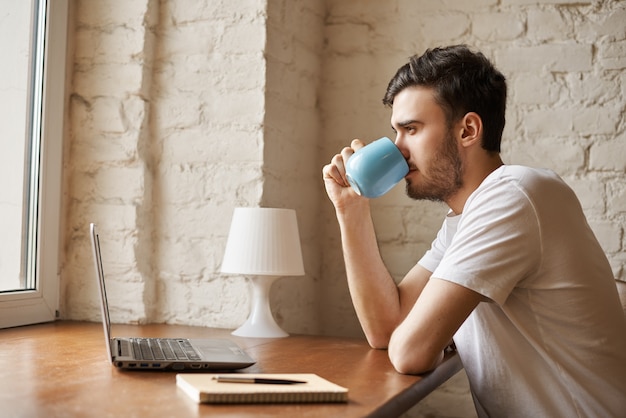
<box><xmin>419</xmin><ymin>165</ymin><xmax>626</xmax><ymax>417</ymax></box>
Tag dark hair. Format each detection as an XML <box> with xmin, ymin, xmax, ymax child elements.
<box><xmin>382</xmin><ymin>45</ymin><xmax>507</xmax><ymax>152</ymax></box>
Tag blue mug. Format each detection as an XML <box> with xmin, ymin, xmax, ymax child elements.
<box><xmin>345</xmin><ymin>137</ymin><xmax>409</xmax><ymax>198</ymax></box>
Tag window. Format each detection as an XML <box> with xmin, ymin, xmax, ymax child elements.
<box><xmin>0</xmin><ymin>0</ymin><xmax>67</xmax><ymax>328</ymax></box>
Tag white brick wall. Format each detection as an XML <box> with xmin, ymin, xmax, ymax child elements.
<box><xmin>62</xmin><ymin>0</ymin><xmax>326</xmax><ymax>333</ymax></box>
<box><xmin>319</xmin><ymin>0</ymin><xmax>626</xmax><ymax>337</ymax></box>
<box><xmin>61</xmin><ymin>0</ymin><xmax>625</xmax><ymax>338</ymax></box>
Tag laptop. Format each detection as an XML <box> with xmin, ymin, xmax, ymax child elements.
<box><xmin>90</xmin><ymin>223</ymin><xmax>256</xmax><ymax>371</ymax></box>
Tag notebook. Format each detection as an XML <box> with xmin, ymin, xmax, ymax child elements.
<box><xmin>176</xmin><ymin>373</ymin><xmax>349</xmax><ymax>404</ymax></box>
<box><xmin>90</xmin><ymin>223</ymin><xmax>256</xmax><ymax>371</ymax></box>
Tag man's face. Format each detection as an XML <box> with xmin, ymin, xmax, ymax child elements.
<box><xmin>391</xmin><ymin>86</ymin><xmax>463</xmax><ymax>202</ymax></box>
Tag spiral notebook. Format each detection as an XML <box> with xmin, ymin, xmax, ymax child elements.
<box><xmin>176</xmin><ymin>373</ymin><xmax>349</xmax><ymax>404</ymax></box>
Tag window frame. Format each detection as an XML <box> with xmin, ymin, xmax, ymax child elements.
<box><xmin>0</xmin><ymin>0</ymin><xmax>68</xmax><ymax>328</ymax></box>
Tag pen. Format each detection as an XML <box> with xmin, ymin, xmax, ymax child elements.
<box><xmin>213</xmin><ymin>376</ymin><xmax>307</xmax><ymax>385</ymax></box>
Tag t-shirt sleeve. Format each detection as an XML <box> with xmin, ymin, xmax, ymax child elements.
<box><xmin>418</xmin><ymin>212</ymin><xmax>458</xmax><ymax>273</ymax></box>
<box><xmin>428</xmin><ymin>179</ymin><xmax>542</xmax><ymax>305</ymax></box>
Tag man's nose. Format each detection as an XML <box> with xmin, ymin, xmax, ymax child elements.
<box><xmin>394</xmin><ymin>135</ymin><xmax>410</xmax><ymax>160</ymax></box>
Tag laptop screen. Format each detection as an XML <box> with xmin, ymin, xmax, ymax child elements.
<box><xmin>90</xmin><ymin>223</ymin><xmax>114</xmax><ymax>361</ymax></box>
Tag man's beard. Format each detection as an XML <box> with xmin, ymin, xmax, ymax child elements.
<box><xmin>406</xmin><ymin>130</ymin><xmax>463</xmax><ymax>202</ymax></box>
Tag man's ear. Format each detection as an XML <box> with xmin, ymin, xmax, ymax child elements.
<box><xmin>459</xmin><ymin>112</ymin><xmax>482</xmax><ymax>148</ymax></box>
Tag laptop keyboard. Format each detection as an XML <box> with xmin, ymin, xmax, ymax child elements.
<box><xmin>128</xmin><ymin>338</ymin><xmax>202</xmax><ymax>361</ymax></box>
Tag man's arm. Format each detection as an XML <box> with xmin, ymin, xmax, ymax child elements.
<box><xmin>389</xmin><ymin>278</ymin><xmax>484</xmax><ymax>374</ymax></box>
<box><xmin>340</xmin><ymin>208</ymin><xmax>483</xmax><ymax>373</ymax></box>
<box><xmin>322</xmin><ymin>140</ymin><xmax>483</xmax><ymax>372</ymax></box>
<box><xmin>323</xmin><ymin>140</ymin><xmax>431</xmax><ymax>348</ymax></box>
<box><xmin>335</xmin><ymin>203</ymin><xmax>432</xmax><ymax>348</ymax></box>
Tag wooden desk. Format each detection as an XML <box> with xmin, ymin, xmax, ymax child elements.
<box><xmin>0</xmin><ymin>321</ymin><xmax>462</xmax><ymax>417</ymax></box>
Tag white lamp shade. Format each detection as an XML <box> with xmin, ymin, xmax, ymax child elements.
<box><xmin>221</xmin><ymin>208</ymin><xmax>305</xmax><ymax>276</ymax></box>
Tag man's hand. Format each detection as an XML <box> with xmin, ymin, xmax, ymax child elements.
<box><xmin>322</xmin><ymin>139</ymin><xmax>367</xmax><ymax>211</ymax></box>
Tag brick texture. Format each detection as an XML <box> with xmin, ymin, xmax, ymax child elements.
<box><xmin>61</xmin><ymin>0</ymin><xmax>626</xmax><ymax>341</ymax></box>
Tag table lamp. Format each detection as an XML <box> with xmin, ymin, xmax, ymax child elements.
<box><xmin>221</xmin><ymin>207</ymin><xmax>305</xmax><ymax>338</ymax></box>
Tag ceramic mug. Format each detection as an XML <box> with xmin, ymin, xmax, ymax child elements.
<box><xmin>345</xmin><ymin>137</ymin><xmax>409</xmax><ymax>198</ymax></box>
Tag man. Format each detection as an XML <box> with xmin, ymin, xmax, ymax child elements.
<box><xmin>322</xmin><ymin>45</ymin><xmax>626</xmax><ymax>417</ymax></box>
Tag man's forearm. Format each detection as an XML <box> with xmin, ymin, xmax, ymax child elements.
<box><xmin>336</xmin><ymin>204</ymin><xmax>403</xmax><ymax>348</ymax></box>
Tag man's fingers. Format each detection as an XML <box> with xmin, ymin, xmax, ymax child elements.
<box><xmin>351</xmin><ymin>138</ymin><xmax>366</xmax><ymax>151</ymax></box>
<box><xmin>322</xmin><ymin>141</ymin><xmax>365</xmax><ymax>189</ymax></box>
<box><xmin>322</xmin><ymin>151</ymin><xmax>351</xmax><ymax>187</ymax></box>
<box><xmin>323</xmin><ymin>161</ymin><xmax>346</xmax><ymax>187</ymax></box>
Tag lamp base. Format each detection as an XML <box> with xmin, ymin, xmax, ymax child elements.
<box><xmin>232</xmin><ymin>275</ymin><xmax>289</xmax><ymax>338</ymax></box>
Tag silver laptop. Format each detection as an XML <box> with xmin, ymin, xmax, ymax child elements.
<box><xmin>90</xmin><ymin>223</ymin><xmax>255</xmax><ymax>371</ymax></box>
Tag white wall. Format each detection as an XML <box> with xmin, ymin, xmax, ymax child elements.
<box><xmin>318</xmin><ymin>0</ymin><xmax>626</xmax><ymax>336</ymax></box>
<box><xmin>263</xmin><ymin>0</ymin><xmax>325</xmax><ymax>334</ymax></box>
<box><xmin>61</xmin><ymin>0</ymin><xmax>326</xmax><ymax>333</ymax></box>
<box><xmin>59</xmin><ymin>0</ymin><xmax>625</xmax><ymax>337</ymax></box>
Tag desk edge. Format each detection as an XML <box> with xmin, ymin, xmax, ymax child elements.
<box><xmin>367</xmin><ymin>352</ymin><xmax>464</xmax><ymax>418</ymax></box>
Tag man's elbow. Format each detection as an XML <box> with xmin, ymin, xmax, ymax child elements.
<box><xmin>388</xmin><ymin>334</ymin><xmax>443</xmax><ymax>375</ymax></box>
<box><xmin>389</xmin><ymin>352</ymin><xmax>442</xmax><ymax>375</ymax></box>
<box><xmin>365</xmin><ymin>332</ymin><xmax>391</xmax><ymax>350</ymax></box>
